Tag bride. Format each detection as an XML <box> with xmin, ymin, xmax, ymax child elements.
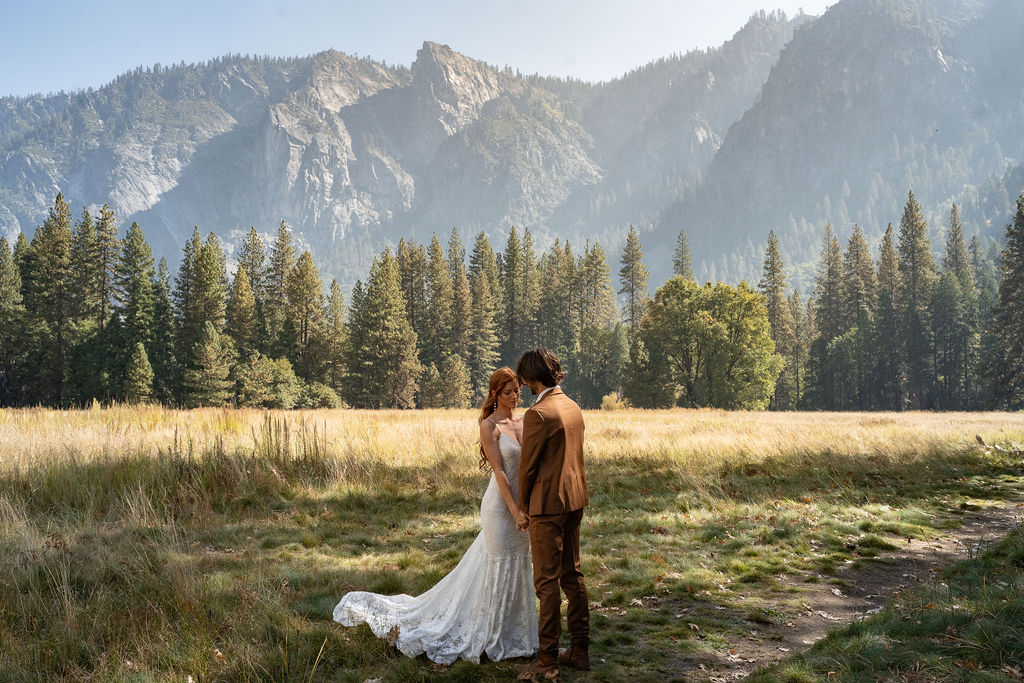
<box><xmin>333</xmin><ymin>367</ymin><xmax>538</xmax><ymax>664</ymax></box>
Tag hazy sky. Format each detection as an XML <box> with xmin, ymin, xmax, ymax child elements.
<box><xmin>1</xmin><ymin>0</ymin><xmax>833</xmax><ymax>97</ymax></box>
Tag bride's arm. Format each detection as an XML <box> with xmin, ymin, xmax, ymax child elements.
<box><xmin>480</xmin><ymin>422</ymin><xmax>528</xmax><ymax>529</ymax></box>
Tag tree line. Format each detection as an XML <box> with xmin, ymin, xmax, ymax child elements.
<box><xmin>1</xmin><ymin>189</ymin><xmax>1022</xmax><ymax>411</ymax></box>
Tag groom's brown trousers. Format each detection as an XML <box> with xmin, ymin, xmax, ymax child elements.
<box><xmin>529</xmin><ymin>507</ymin><xmax>589</xmax><ymax>659</ymax></box>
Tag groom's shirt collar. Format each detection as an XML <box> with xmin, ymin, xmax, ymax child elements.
<box><xmin>535</xmin><ymin>385</ymin><xmax>559</xmax><ymax>404</ymax></box>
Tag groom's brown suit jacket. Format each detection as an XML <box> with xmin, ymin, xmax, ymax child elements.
<box><xmin>519</xmin><ymin>387</ymin><xmax>589</xmax><ymax>516</ymax></box>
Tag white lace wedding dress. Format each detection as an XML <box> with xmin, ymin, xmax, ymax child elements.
<box><xmin>333</xmin><ymin>433</ymin><xmax>538</xmax><ymax>664</ymax></box>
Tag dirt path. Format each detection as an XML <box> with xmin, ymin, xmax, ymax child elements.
<box><xmin>693</xmin><ymin>500</ymin><xmax>1024</xmax><ymax>682</ymax></box>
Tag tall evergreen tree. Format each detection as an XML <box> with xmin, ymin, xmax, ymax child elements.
<box><xmin>265</xmin><ymin>220</ymin><xmax>296</xmax><ymax>352</ymax></box>
<box><xmin>225</xmin><ymin>267</ymin><xmax>257</xmax><ymax>358</ymax></box>
<box><xmin>286</xmin><ymin>251</ymin><xmax>326</xmax><ymax>378</ymax></box>
<box><xmin>71</xmin><ymin>207</ymin><xmax>100</xmax><ymax>324</ymax></box>
<box><xmin>469</xmin><ymin>231</ymin><xmax>503</xmax><ymax>341</ymax></box>
<box><xmin>897</xmin><ymin>190</ymin><xmax>937</xmax><ymax>408</ymax></box>
<box><xmin>500</xmin><ymin>226</ymin><xmax>528</xmax><ymax>366</ymax></box>
<box><xmin>323</xmin><ymin>279</ymin><xmax>347</xmax><ymax>393</ymax></box>
<box><xmin>673</xmin><ymin>227</ymin><xmax>695</xmax><ymax>281</ymax></box>
<box><xmin>0</xmin><ymin>237</ymin><xmax>26</xmax><ymax>405</ymax></box>
<box><xmin>758</xmin><ymin>230</ymin><xmax>796</xmax><ymax>409</ymax></box>
<box><xmin>874</xmin><ymin>225</ymin><xmax>903</xmax><ymax>409</ymax></box>
<box><xmin>520</xmin><ymin>228</ymin><xmax>540</xmax><ymax>349</ymax></box>
<box><xmin>343</xmin><ymin>249</ymin><xmax>420</xmax><ymax>408</ymax></box>
<box><xmin>842</xmin><ymin>225</ymin><xmax>876</xmax><ymax>409</ymax></box>
<box><xmin>536</xmin><ymin>240</ymin><xmax>573</xmax><ymax>355</ymax></box>
<box><xmin>984</xmin><ymin>192</ymin><xmax>1024</xmax><ymax>408</ymax></box>
<box><xmin>618</xmin><ymin>225</ymin><xmax>649</xmax><ymax>331</ymax></box>
<box><xmin>150</xmin><ymin>258</ymin><xmax>177</xmax><ymax>404</ymax></box>
<box><xmin>807</xmin><ymin>225</ymin><xmax>846</xmax><ymax>409</ymax></box>
<box><xmin>123</xmin><ymin>342</ymin><xmax>154</xmax><ymax>404</ymax></box>
<box><xmin>396</xmin><ymin>238</ymin><xmax>429</xmax><ymax>359</ymax></box>
<box><xmin>182</xmin><ymin>321</ymin><xmax>234</xmax><ymax>408</ymax></box>
<box><xmin>173</xmin><ymin>228</ymin><xmax>203</xmax><ymax>362</ymax></box>
<box><xmin>787</xmin><ymin>290</ymin><xmax>808</xmax><ymax>407</ymax></box>
<box><xmin>23</xmin><ymin>193</ymin><xmax>76</xmax><ymax>404</ymax></box>
<box><xmin>115</xmin><ymin>222</ymin><xmax>157</xmax><ymax>352</ymax></box>
<box><xmin>237</xmin><ymin>226</ymin><xmax>268</xmax><ymax>349</ymax></box>
<box><xmin>94</xmin><ymin>203</ymin><xmax>120</xmax><ymax>329</ymax></box>
<box><xmin>423</xmin><ymin>234</ymin><xmax>454</xmax><ymax>369</ymax></box>
<box><xmin>939</xmin><ymin>204</ymin><xmax>977</xmax><ymax>409</ymax></box>
<box><xmin>469</xmin><ymin>268</ymin><xmax>500</xmax><ymax>401</ymax></box>
<box><xmin>448</xmin><ymin>230</ymin><xmax>473</xmax><ymax>364</ymax></box>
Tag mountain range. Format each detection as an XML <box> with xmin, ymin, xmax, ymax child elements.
<box><xmin>2</xmin><ymin>0</ymin><xmax>1023</xmax><ymax>291</ymax></box>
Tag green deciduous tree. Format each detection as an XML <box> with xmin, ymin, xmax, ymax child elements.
<box><xmin>626</xmin><ymin>277</ymin><xmax>782</xmax><ymax>409</ymax></box>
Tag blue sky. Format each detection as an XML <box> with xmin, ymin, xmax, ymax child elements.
<box><xmin>0</xmin><ymin>0</ymin><xmax>832</xmax><ymax>97</ymax></box>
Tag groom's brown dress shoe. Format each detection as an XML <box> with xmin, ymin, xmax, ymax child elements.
<box><xmin>514</xmin><ymin>654</ymin><xmax>559</xmax><ymax>675</ymax></box>
<box><xmin>558</xmin><ymin>646</ymin><xmax>590</xmax><ymax>671</ymax></box>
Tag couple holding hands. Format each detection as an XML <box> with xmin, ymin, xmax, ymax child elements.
<box><xmin>334</xmin><ymin>348</ymin><xmax>590</xmax><ymax>675</ymax></box>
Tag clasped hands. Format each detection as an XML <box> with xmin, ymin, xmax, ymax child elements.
<box><xmin>514</xmin><ymin>509</ymin><xmax>529</xmax><ymax>532</ymax></box>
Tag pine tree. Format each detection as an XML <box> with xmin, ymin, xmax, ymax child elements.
<box><xmin>807</xmin><ymin>225</ymin><xmax>846</xmax><ymax>409</ymax></box>
<box><xmin>438</xmin><ymin>353</ymin><xmax>473</xmax><ymax>408</ymax></box>
<box><xmin>469</xmin><ymin>268</ymin><xmax>500</xmax><ymax>401</ymax></box>
<box><xmin>618</xmin><ymin>225</ymin><xmax>649</xmax><ymax>330</ymax></box>
<box><xmin>194</xmin><ymin>233</ymin><xmax>228</xmax><ymax>332</ymax></box>
<box><xmin>182</xmin><ymin>321</ymin><xmax>234</xmax><ymax>407</ymax></box>
<box><xmin>984</xmin><ymin>192</ymin><xmax>1024</xmax><ymax>408</ymax></box>
<box><xmin>343</xmin><ymin>249</ymin><xmax>420</xmax><ymax>408</ymax></box>
<box><xmin>0</xmin><ymin>237</ymin><xmax>26</xmax><ymax>405</ymax></box>
<box><xmin>423</xmin><ymin>234</ymin><xmax>454</xmax><ymax>369</ymax></box>
<box><xmin>758</xmin><ymin>231</ymin><xmax>796</xmax><ymax>409</ymax></box>
<box><xmin>323</xmin><ymin>279</ymin><xmax>347</xmax><ymax>393</ymax></box>
<box><xmin>173</xmin><ymin>228</ymin><xmax>203</xmax><ymax>362</ymax></box>
<box><xmin>237</xmin><ymin>226</ymin><xmax>268</xmax><ymax>349</ymax></box>
<box><xmin>673</xmin><ymin>227</ymin><xmax>695</xmax><ymax>281</ymax></box>
<box><xmin>225</xmin><ymin>267</ymin><xmax>257</xmax><ymax>357</ymax></box>
<box><xmin>115</xmin><ymin>222</ymin><xmax>156</xmax><ymax>351</ymax></box>
<box><xmin>71</xmin><ymin>207</ymin><xmax>100</xmax><ymax>325</ymax></box>
<box><xmin>579</xmin><ymin>242</ymin><xmax>617</xmax><ymax>331</ymax></box>
<box><xmin>418</xmin><ymin>362</ymin><xmax>444</xmax><ymax>409</ymax></box>
<box><xmin>500</xmin><ymin>226</ymin><xmax>528</xmax><ymax>366</ymax></box>
<box><xmin>397</xmin><ymin>238</ymin><xmax>428</xmax><ymax>360</ymax></box>
<box><xmin>897</xmin><ymin>190</ymin><xmax>937</xmax><ymax>408</ymax></box>
<box><xmin>520</xmin><ymin>228</ymin><xmax>540</xmax><ymax>349</ymax></box>
<box><xmin>265</xmin><ymin>220</ymin><xmax>296</xmax><ymax>352</ymax></box>
<box><xmin>23</xmin><ymin>193</ymin><xmax>76</xmax><ymax>404</ymax></box>
<box><xmin>940</xmin><ymin>204</ymin><xmax>977</xmax><ymax>409</ymax></box>
<box><xmin>787</xmin><ymin>290</ymin><xmax>808</xmax><ymax>406</ymax></box>
<box><xmin>285</xmin><ymin>251</ymin><xmax>326</xmax><ymax>378</ymax></box>
<box><xmin>448</xmin><ymin>233</ymin><xmax>473</xmax><ymax>364</ymax></box>
<box><xmin>123</xmin><ymin>342</ymin><xmax>154</xmax><ymax>404</ymax></box>
<box><xmin>842</xmin><ymin>225</ymin><xmax>875</xmax><ymax>409</ymax></box>
<box><xmin>874</xmin><ymin>225</ymin><xmax>903</xmax><ymax>410</ymax></box>
<box><xmin>470</xmin><ymin>231</ymin><xmax>503</xmax><ymax>341</ymax></box>
<box><xmin>94</xmin><ymin>203</ymin><xmax>120</xmax><ymax>328</ymax></box>
<box><xmin>150</xmin><ymin>258</ymin><xmax>177</xmax><ymax>404</ymax></box>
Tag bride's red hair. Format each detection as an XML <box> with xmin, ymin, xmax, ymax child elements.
<box><xmin>478</xmin><ymin>367</ymin><xmax>519</xmax><ymax>469</ymax></box>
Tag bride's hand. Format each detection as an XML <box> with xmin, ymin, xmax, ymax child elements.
<box><xmin>514</xmin><ymin>509</ymin><xmax>529</xmax><ymax>531</ymax></box>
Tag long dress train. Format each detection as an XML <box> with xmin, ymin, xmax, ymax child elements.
<box><xmin>333</xmin><ymin>433</ymin><xmax>537</xmax><ymax>664</ymax></box>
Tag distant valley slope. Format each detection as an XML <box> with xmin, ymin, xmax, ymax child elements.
<box><xmin>2</xmin><ymin>0</ymin><xmax>1023</xmax><ymax>289</ymax></box>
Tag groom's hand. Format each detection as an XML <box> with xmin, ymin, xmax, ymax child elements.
<box><xmin>515</xmin><ymin>510</ymin><xmax>529</xmax><ymax>531</ymax></box>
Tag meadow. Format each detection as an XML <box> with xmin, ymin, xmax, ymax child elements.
<box><xmin>1</xmin><ymin>406</ymin><xmax>1023</xmax><ymax>681</ymax></box>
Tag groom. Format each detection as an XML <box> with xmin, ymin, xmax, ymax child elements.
<box><xmin>514</xmin><ymin>348</ymin><xmax>590</xmax><ymax>674</ymax></box>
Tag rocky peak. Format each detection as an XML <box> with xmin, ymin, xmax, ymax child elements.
<box><xmin>411</xmin><ymin>41</ymin><xmax>509</xmax><ymax>135</ymax></box>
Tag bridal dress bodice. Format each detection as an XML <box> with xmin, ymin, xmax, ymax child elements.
<box><xmin>333</xmin><ymin>432</ymin><xmax>538</xmax><ymax>664</ymax></box>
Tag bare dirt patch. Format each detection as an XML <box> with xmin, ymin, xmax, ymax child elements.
<box><xmin>687</xmin><ymin>501</ymin><xmax>1024</xmax><ymax>682</ymax></box>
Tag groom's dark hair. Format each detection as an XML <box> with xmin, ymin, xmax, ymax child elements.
<box><xmin>516</xmin><ymin>347</ymin><xmax>565</xmax><ymax>387</ymax></box>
